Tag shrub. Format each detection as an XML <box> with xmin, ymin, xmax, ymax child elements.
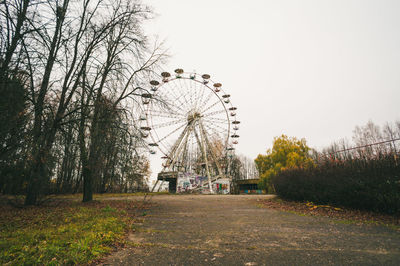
<box><xmin>255</xmin><ymin>135</ymin><xmax>314</xmax><ymax>192</ymax></box>
<box><xmin>271</xmin><ymin>154</ymin><xmax>400</xmax><ymax>214</ymax></box>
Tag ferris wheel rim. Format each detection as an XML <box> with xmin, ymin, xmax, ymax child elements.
<box><xmin>149</xmin><ymin>79</ymin><xmax>230</xmax><ymax>156</ymax></box>
<box><xmin>143</xmin><ymin>70</ymin><xmax>239</xmax><ymax>157</ymax></box>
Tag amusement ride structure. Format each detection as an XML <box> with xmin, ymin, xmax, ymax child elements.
<box><xmin>140</xmin><ymin>69</ymin><xmax>240</xmax><ymax>193</ymax></box>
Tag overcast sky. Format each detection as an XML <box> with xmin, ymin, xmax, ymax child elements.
<box><xmin>143</xmin><ymin>0</ymin><xmax>400</xmax><ymax>167</ymax></box>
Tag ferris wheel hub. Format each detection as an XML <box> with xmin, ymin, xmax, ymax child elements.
<box><xmin>187</xmin><ymin>111</ymin><xmax>202</xmax><ymax>124</ymax></box>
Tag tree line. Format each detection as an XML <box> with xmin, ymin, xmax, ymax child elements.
<box><xmin>255</xmin><ymin>120</ymin><xmax>400</xmax><ymax>213</ymax></box>
<box><xmin>319</xmin><ymin>120</ymin><xmax>400</xmax><ymax>161</ymax></box>
<box><xmin>0</xmin><ymin>0</ymin><xmax>166</xmax><ymax>205</ymax></box>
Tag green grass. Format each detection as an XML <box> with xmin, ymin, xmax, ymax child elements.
<box><xmin>0</xmin><ymin>200</ymin><xmax>137</xmax><ymax>265</ymax></box>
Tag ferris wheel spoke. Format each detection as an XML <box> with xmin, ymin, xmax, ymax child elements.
<box><xmin>204</xmin><ymin>121</ymin><xmax>229</xmax><ymax>136</ymax></box>
<box><xmin>203</xmin><ymin>120</ymin><xmax>229</xmax><ymax>128</ymax></box>
<box><xmin>152</xmin><ymin>118</ymin><xmax>187</xmax><ymax>129</ymax></box>
<box><xmin>200</xmin><ymin>99</ymin><xmax>224</xmax><ymax>114</ymax></box>
<box><xmin>170</xmin><ymin>78</ymin><xmax>194</xmax><ymax>111</ymax></box>
<box><xmin>165</xmin><ymin>95</ymin><xmax>187</xmax><ymax>114</ymax></box>
<box><xmin>198</xmin><ymin>89</ymin><xmax>215</xmax><ymax>112</ymax></box>
<box><xmin>157</xmin><ymin>82</ymin><xmax>187</xmax><ymax>113</ymax></box>
<box><xmin>203</xmin><ymin>109</ymin><xmax>226</xmax><ymax>118</ymax></box>
<box><xmin>164</xmin><ymin>81</ymin><xmax>185</xmax><ymax>106</ymax></box>
<box><xmin>202</xmin><ymin>116</ymin><xmax>229</xmax><ymax>123</ymax></box>
<box><xmin>188</xmin><ymin>78</ymin><xmax>196</xmax><ymax>109</ymax></box>
<box><xmin>150</xmin><ymin>113</ymin><xmax>183</xmax><ymax>120</ymax></box>
<box><xmin>150</xmin><ymin>107</ymin><xmax>183</xmax><ymax>116</ymax></box>
<box><xmin>156</xmin><ymin>122</ymin><xmax>188</xmax><ymax>144</ymax></box>
<box><xmin>194</xmin><ymin>80</ymin><xmax>207</xmax><ymax>111</ymax></box>
<box><xmin>204</xmin><ymin>123</ymin><xmax>227</xmax><ymax>137</ymax></box>
<box><xmin>150</xmin><ymin>111</ymin><xmax>184</xmax><ymax>120</ymax></box>
<box><xmin>203</xmin><ymin>123</ymin><xmax>229</xmax><ymax>133</ymax></box>
<box><xmin>177</xmin><ymin>78</ymin><xmax>193</xmax><ymax>111</ymax></box>
<box><xmin>173</xmin><ymin>92</ymin><xmax>193</xmax><ymax>113</ymax></box>
<box><xmin>204</xmin><ymin>120</ymin><xmax>229</xmax><ymax>126</ymax></box>
<box><xmin>191</xmin><ymin>80</ymin><xmax>201</xmax><ymax>112</ymax></box>
<box><xmin>151</xmin><ymin>100</ymin><xmax>184</xmax><ymax>117</ymax></box>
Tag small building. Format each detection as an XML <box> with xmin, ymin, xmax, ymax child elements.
<box><xmin>157</xmin><ymin>171</ymin><xmax>178</xmax><ymax>193</ymax></box>
<box><xmin>158</xmin><ymin>171</ymin><xmax>232</xmax><ymax>194</ymax></box>
<box><xmin>213</xmin><ymin>178</ymin><xmax>230</xmax><ymax>194</ymax></box>
<box><xmin>235</xmin><ymin>179</ymin><xmax>264</xmax><ymax>194</ymax></box>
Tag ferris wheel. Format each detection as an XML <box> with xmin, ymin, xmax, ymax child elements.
<box><xmin>140</xmin><ymin>69</ymin><xmax>240</xmax><ymax>192</ymax></box>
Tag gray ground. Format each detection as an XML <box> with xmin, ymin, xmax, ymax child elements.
<box><xmin>102</xmin><ymin>195</ymin><xmax>400</xmax><ymax>266</ymax></box>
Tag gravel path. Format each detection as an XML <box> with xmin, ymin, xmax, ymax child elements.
<box><xmin>102</xmin><ymin>194</ymin><xmax>400</xmax><ymax>265</ymax></box>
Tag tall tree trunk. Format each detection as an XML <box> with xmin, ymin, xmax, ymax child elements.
<box><xmin>82</xmin><ymin>104</ymin><xmax>101</xmax><ymax>201</ymax></box>
<box><xmin>24</xmin><ymin>0</ymin><xmax>69</xmax><ymax>205</ymax></box>
<box><xmin>79</xmin><ymin>109</ymin><xmax>92</xmax><ymax>201</ymax></box>
<box><xmin>82</xmin><ymin>52</ymin><xmax>112</xmax><ymax>201</ymax></box>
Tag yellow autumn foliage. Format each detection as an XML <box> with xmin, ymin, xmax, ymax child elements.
<box><xmin>255</xmin><ymin>134</ymin><xmax>314</xmax><ymax>192</ymax></box>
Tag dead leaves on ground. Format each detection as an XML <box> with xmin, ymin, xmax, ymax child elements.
<box><xmin>259</xmin><ymin>198</ymin><xmax>399</xmax><ymax>228</ymax></box>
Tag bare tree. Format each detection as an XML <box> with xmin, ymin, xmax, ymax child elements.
<box><xmin>383</xmin><ymin>122</ymin><xmax>399</xmax><ymax>154</ymax></box>
<box><xmin>24</xmin><ymin>0</ymin><xmax>112</xmax><ymax>205</ymax></box>
<box><xmin>77</xmin><ymin>1</ymin><xmax>165</xmax><ymax>202</ymax></box>
<box><xmin>1</xmin><ymin>0</ymin><xmax>166</xmax><ymax>202</ymax></box>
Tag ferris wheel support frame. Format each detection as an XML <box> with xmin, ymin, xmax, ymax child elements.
<box><xmin>200</xmin><ymin>120</ymin><xmax>223</xmax><ymax>177</ymax></box>
<box><xmin>149</xmin><ymin>118</ymin><xmax>216</xmax><ymax>193</ymax></box>
<box><xmin>163</xmin><ymin>114</ymin><xmax>219</xmax><ymax>193</ymax></box>
<box><xmin>143</xmin><ymin>69</ymin><xmax>240</xmax><ymax>194</ymax></box>
<box><xmin>193</xmin><ymin>121</ymin><xmax>214</xmax><ymax>193</ymax></box>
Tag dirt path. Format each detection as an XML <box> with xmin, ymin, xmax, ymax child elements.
<box><xmin>102</xmin><ymin>195</ymin><xmax>400</xmax><ymax>265</ymax></box>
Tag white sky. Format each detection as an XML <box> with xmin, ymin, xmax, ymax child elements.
<box><xmin>143</xmin><ymin>0</ymin><xmax>400</xmax><ymax>176</ymax></box>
